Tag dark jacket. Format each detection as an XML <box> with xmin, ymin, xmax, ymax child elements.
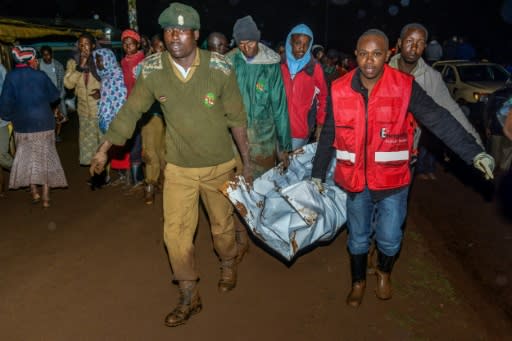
<box><xmin>0</xmin><ymin>66</ymin><xmax>60</xmax><ymax>133</ymax></box>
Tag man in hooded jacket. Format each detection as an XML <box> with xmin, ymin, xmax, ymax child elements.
<box><xmin>228</xmin><ymin>16</ymin><xmax>291</xmax><ymax>177</ymax></box>
<box><xmin>281</xmin><ymin>24</ymin><xmax>328</xmax><ymax>150</ymax></box>
<box><xmin>227</xmin><ymin>15</ymin><xmax>292</xmax><ymax>263</ymax></box>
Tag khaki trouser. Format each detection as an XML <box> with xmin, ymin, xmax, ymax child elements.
<box><xmin>142</xmin><ymin>115</ymin><xmax>165</xmax><ymax>183</ymax></box>
<box><xmin>163</xmin><ymin>159</ymin><xmax>237</xmax><ymax>281</ymax></box>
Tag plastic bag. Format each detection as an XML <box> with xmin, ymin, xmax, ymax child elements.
<box><xmin>223</xmin><ymin>143</ymin><xmax>347</xmax><ymax>261</ymax></box>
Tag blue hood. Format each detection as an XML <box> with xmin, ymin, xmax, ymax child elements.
<box><xmin>285</xmin><ymin>24</ymin><xmax>314</xmax><ymax>77</ymax></box>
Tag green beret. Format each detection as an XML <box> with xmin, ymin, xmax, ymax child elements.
<box><xmin>158</xmin><ymin>2</ymin><xmax>200</xmax><ymax>30</ymax></box>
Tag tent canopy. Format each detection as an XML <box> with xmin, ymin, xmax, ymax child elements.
<box><xmin>0</xmin><ymin>17</ymin><xmax>104</xmax><ymax>43</ymax></box>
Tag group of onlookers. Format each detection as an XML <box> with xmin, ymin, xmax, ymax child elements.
<box><xmin>0</xmin><ymin>1</ymin><xmax>503</xmax><ymax>330</ymax></box>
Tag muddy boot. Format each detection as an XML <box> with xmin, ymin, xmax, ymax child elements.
<box><xmin>235</xmin><ymin>221</ymin><xmax>249</xmax><ymax>264</ymax></box>
<box><xmin>375</xmin><ymin>250</ymin><xmax>395</xmax><ymax>300</ymax></box>
<box><xmin>164</xmin><ymin>280</ymin><xmax>202</xmax><ymax>327</ymax></box>
<box><xmin>218</xmin><ymin>259</ymin><xmax>237</xmax><ymax>293</ymax></box>
<box><xmin>367</xmin><ymin>243</ymin><xmax>377</xmax><ymax>275</ymax></box>
<box><xmin>144</xmin><ymin>182</ymin><xmax>155</xmax><ymax>205</ymax></box>
<box><xmin>346</xmin><ymin>253</ymin><xmax>367</xmax><ymax>308</ymax></box>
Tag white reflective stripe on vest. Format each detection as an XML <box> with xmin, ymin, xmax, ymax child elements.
<box><xmin>336</xmin><ymin>150</ymin><xmax>356</xmax><ymax>163</ymax></box>
<box><xmin>374</xmin><ymin>151</ymin><xmax>409</xmax><ymax>162</ymax></box>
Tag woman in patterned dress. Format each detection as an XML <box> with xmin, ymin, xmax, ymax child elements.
<box><xmin>93</xmin><ymin>48</ymin><xmax>127</xmax><ymax>134</ymax></box>
<box><xmin>0</xmin><ymin>46</ymin><xmax>68</xmax><ymax>208</ymax></box>
<box><xmin>92</xmin><ymin>48</ymin><xmax>128</xmax><ymax>183</ymax></box>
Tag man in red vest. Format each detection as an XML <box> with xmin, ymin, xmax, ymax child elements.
<box><xmin>312</xmin><ymin>29</ymin><xmax>494</xmax><ymax>308</ymax></box>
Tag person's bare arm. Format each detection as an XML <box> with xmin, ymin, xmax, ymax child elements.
<box><xmin>89</xmin><ymin>140</ymin><xmax>113</xmax><ymax>175</ymax></box>
<box><xmin>231</xmin><ymin>126</ymin><xmax>253</xmax><ymax>186</ymax></box>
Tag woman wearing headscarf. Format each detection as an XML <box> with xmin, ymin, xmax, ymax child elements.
<box><xmin>280</xmin><ymin>24</ymin><xmax>328</xmax><ymax>150</ymax></box>
<box><xmin>0</xmin><ymin>46</ymin><xmax>68</xmax><ymax>208</ymax></box>
<box><xmin>91</xmin><ymin>48</ymin><xmax>128</xmax><ymax>186</ymax></box>
<box><xmin>64</xmin><ymin>33</ymin><xmax>102</xmax><ymax>166</ymax></box>
<box><xmin>93</xmin><ymin>48</ymin><xmax>127</xmax><ymax>134</ymax></box>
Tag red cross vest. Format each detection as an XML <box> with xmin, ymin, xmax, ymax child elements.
<box><xmin>332</xmin><ymin>65</ymin><xmax>416</xmax><ymax>192</ymax></box>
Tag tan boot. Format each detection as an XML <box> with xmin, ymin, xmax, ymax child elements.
<box><xmin>375</xmin><ymin>269</ymin><xmax>392</xmax><ymax>300</ymax></box>
<box><xmin>164</xmin><ymin>281</ymin><xmax>202</xmax><ymax>327</ymax></box>
<box><xmin>347</xmin><ymin>253</ymin><xmax>368</xmax><ymax>307</ymax></box>
<box><xmin>218</xmin><ymin>259</ymin><xmax>237</xmax><ymax>293</ymax></box>
<box><xmin>375</xmin><ymin>250</ymin><xmax>395</xmax><ymax>300</ymax></box>
<box><xmin>144</xmin><ymin>183</ymin><xmax>155</xmax><ymax>205</ymax></box>
<box><xmin>346</xmin><ymin>280</ymin><xmax>366</xmax><ymax>308</ymax></box>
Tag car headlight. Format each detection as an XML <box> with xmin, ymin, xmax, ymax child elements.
<box><xmin>473</xmin><ymin>92</ymin><xmax>489</xmax><ymax>102</ymax></box>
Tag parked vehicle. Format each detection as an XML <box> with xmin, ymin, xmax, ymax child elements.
<box><xmin>433</xmin><ymin>60</ymin><xmax>510</xmax><ymax>133</ymax></box>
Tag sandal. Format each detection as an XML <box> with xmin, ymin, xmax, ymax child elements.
<box><xmin>31</xmin><ymin>193</ymin><xmax>41</xmax><ymax>204</ymax></box>
<box><xmin>42</xmin><ymin>199</ymin><xmax>51</xmax><ymax>208</ymax></box>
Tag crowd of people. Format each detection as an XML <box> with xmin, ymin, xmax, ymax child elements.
<box><xmin>0</xmin><ymin>0</ymin><xmax>504</xmax><ymax>329</ymax></box>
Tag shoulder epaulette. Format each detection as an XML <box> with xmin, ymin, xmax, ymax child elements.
<box><xmin>142</xmin><ymin>52</ymin><xmax>163</xmax><ymax>79</ymax></box>
<box><xmin>209</xmin><ymin>51</ymin><xmax>232</xmax><ymax>76</ymax></box>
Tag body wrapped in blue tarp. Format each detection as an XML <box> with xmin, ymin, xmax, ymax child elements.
<box><xmin>223</xmin><ymin>143</ymin><xmax>347</xmax><ymax>261</ymax></box>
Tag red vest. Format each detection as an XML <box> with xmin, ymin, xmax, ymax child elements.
<box><xmin>332</xmin><ymin>65</ymin><xmax>416</xmax><ymax>192</ymax></box>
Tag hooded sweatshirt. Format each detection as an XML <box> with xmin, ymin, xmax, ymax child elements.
<box><xmin>281</xmin><ymin>24</ymin><xmax>327</xmax><ymax>139</ymax></box>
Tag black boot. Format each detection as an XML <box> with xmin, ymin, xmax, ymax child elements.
<box><xmin>375</xmin><ymin>250</ymin><xmax>396</xmax><ymax>300</ymax></box>
<box><xmin>164</xmin><ymin>280</ymin><xmax>202</xmax><ymax>327</ymax></box>
<box><xmin>346</xmin><ymin>253</ymin><xmax>367</xmax><ymax>307</ymax></box>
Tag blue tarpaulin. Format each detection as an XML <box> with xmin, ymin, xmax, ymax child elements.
<box><xmin>223</xmin><ymin>143</ymin><xmax>347</xmax><ymax>261</ymax></box>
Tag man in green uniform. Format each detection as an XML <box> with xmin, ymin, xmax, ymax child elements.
<box><xmin>90</xmin><ymin>2</ymin><xmax>252</xmax><ymax>327</ymax></box>
<box><xmin>227</xmin><ymin>15</ymin><xmax>292</xmax><ymax>262</ymax></box>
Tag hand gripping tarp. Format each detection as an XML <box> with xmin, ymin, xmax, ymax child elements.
<box><xmin>222</xmin><ymin>143</ymin><xmax>347</xmax><ymax>261</ymax></box>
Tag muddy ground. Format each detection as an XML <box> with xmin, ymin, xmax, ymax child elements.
<box><xmin>1</xmin><ymin>117</ymin><xmax>511</xmax><ymax>340</ymax></box>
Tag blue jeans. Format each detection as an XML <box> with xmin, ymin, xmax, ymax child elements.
<box><xmin>346</xmin><ymin>186</ymin><xmax>409</xmax><ymax>256</ymax></box>
<box><xmin>416</xmin><ymin>146</ymin><xmax>436</xmax><ymax>174</ymax></box>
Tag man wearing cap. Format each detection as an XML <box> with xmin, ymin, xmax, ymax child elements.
<box><xmin>89</xmin><ymin>2</ymin><xmax>252</xmax><ymax>327</ymax></box>
<box><xmin>227</xmin><ymin>15</ymin><xmax>292</xmax><ymax>261</ymax></box>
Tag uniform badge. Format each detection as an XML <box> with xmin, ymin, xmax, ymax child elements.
<box><xmin>256</xmin><ymin>80</ymin><xmax>265</xmax><ymax>92</ymax></box>
<box><xmin>178</xmin><ymin>15</ymin><xmax>184</xmax><ymax>26</ymax></box>
<box><xmin>204</xmin><ymin>92</ymin><xmax>216</xmax><ymax>108</ymax></box>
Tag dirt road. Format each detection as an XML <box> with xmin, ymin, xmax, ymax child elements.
<box><xmin>1</xmin><ymin>118</ymin><xmax>511</xmax><ymax>340</ymax></box>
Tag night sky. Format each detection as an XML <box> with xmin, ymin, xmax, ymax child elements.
<box><xmin>2</xmin><ymin>0</ymin><xmax>512</xmax><ymax>61</ymax></box>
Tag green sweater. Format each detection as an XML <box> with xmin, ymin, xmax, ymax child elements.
<box><xmin>105</xmin><ymin>49</ymin><xmax>247</xmax><ymax>168</ymax></box>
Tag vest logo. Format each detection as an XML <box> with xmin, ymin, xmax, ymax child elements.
<box><xmin>256</xmin><ymin>80</ymin><xmax>265</xmax><ymax>92</ymax></box>
<box><xmin>204</xmin><ymin>92</ymin><xmax>216</xmax><ymax>108</ymax></box>
<box><xmin>380</xmin><ymin>127</ymin><xmax>408</xmax><ymax>141</ymax></box>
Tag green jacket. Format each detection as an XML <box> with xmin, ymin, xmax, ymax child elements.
<box><xmin>228</xmin><ymin>43</ymin><xmax>291</xmax><ymax>159</ymax></box>
<box><xmin>105</xmin><ymin>49</ymin><xmax>247</xmax><ymax>168</ymax></box>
